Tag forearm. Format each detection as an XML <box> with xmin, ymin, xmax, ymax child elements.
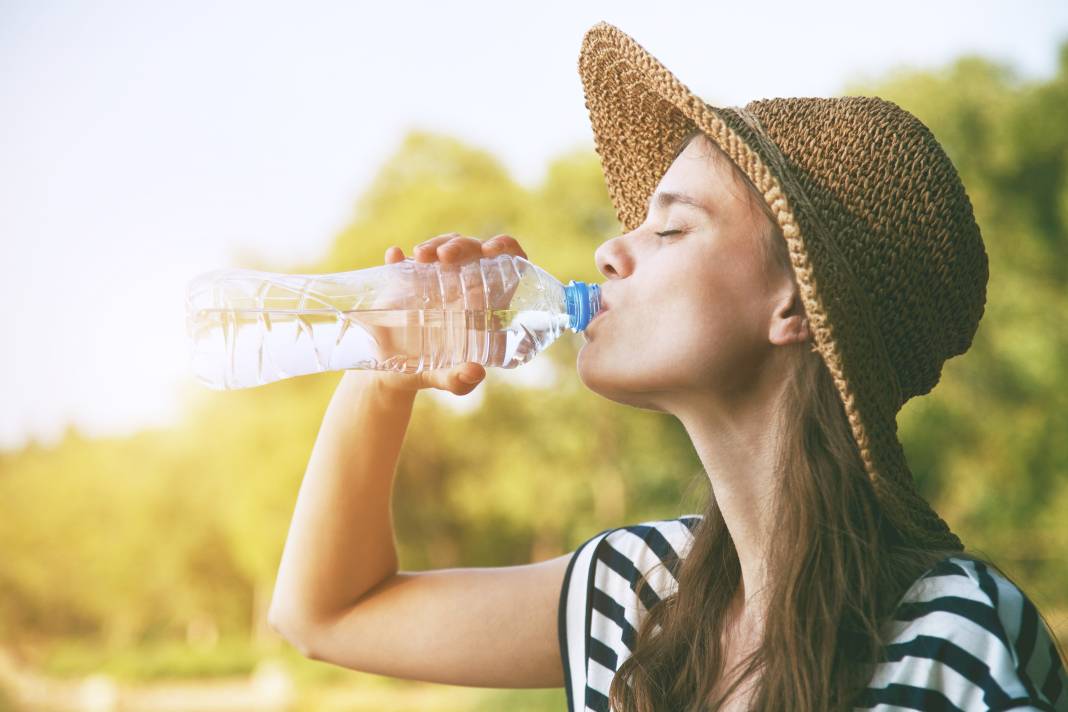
<box><xmin>268</xmin><ymin>370</ymin><xmax>417</xmax><ymax>632</ymax></box>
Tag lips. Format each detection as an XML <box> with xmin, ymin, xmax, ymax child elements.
<box><xmin>596</xmin><ymin>292</ymin><xmax>611</xmax><ymax>316</ymax></box>
<box><xmin>588</xmin><ymin>297</ymin><xmax>610</xmax><ymax>326</ymax></box>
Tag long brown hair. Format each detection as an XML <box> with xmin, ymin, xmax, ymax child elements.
<box><xmin>608</xmin><ymin>129</ymin><xmax>1067</xmax><ymax>711</ymax></box>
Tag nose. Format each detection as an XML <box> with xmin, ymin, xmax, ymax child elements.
<box><xmin>594</xmin><ymin>233</ymin><xmax>634</xmax><ymax>280</ymax></box>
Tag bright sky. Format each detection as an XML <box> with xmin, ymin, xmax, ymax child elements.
<box><xmin>2</xmin><ymin>1</ymin><xmax>1066</xmax><ymax>450</ymax></box>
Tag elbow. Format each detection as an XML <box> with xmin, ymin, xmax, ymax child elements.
<box><xmin>267</xmin><ymin>608</ymin><xmax>319</xmax><ymax>660</ymax></box>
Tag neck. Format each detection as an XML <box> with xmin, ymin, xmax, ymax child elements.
<box><xmin>673</xmin><ymin>376</ymin><xmax>788</xmax><ymax>623</ymax></box>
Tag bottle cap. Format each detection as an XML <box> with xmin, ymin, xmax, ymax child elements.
<box><xmin>565</xmin><ymin>281</ymin><xmax>601</xmax><ymax>331</ymax></box>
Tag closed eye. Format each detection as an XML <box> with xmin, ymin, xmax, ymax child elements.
<box><xmin>656</xmin><ymin>229</ymin><xmax>683</xmax><ymax>238</ymax></box>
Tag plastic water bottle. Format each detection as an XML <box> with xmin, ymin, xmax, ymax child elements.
<box><xmin>185</xmin><ymin>254</ymin><xmax>602</xmax><ymax>390</ymax></box>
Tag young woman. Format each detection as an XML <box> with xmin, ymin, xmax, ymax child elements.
<box><xmin>268</xmin><ymin>22</ymin><xmax>1067</xmax><ymax>711</ymax></box>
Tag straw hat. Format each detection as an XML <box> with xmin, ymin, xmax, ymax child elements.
<box><xmin>578</xmin><ymin>22</ymin><xmax>989</xmax><ymax>551</ymax></box>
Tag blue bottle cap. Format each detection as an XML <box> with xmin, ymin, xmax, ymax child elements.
<box><xmin>564</xmin><ymin>281</ymin><xmax>602</xmax><ymax>331</ymax></box>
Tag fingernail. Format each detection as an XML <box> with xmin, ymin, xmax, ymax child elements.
<box><xmin>459</xmin><ymin>370</ymin><xmax>479</xmax><ymax>384</ymax></box>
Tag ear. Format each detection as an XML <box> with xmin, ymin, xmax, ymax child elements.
<box><xmin>768</xmin><ymin>286</ymin><xmax>810</xmax><ymax>347</ymax></box>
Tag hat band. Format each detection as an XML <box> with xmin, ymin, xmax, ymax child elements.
<box><xmin>725</xmin><ymin>105</ymin><xmax>906</xmax><ymax>410</ymax></box>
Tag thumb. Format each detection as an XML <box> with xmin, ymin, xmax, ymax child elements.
<box><xmin>422</xmin><ymin>362</ymin><xmax>485</xmax><ymax>394</ymax></box>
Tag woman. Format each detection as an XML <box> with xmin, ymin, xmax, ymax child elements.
<box><xmin>267</xmin><ymin>22</ymin><xmax>1067</xmax><ymax>711</ymax></box>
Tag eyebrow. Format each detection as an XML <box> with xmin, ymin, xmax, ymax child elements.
<box><xmin>646</xmin><ymin>190</ymin><xmax>712</xmax><ymax>217</ymax></box>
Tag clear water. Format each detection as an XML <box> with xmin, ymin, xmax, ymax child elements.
<box><xmin>187</xmin><ymin>307</ymin><xmax>571</xmax><ymax>389</ymax></box>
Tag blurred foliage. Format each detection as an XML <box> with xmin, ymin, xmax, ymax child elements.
<box><xmin>39</xmin><ymin>636</ymin><xmax>260</xmax><ymax>681</ymax></box>
<box><xmin>1</xmin><ymin>43</ymin><xmax>1066</xmax><ymax>707</ymax></box>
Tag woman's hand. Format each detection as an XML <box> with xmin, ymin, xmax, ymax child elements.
<box><xmin>345</xmin><ymin>233</ymin><xmax>529</xmax><ymax>396</ymax></box>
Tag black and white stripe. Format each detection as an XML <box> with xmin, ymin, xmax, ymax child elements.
<box><xmin>557</xmin><ymin>516</ymin><xmax>1067</xmax><ymax>712</ymax></box>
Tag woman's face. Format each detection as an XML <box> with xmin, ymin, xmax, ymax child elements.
<box><xmin>578</xmin><ymin>134</ymin><xmax>798</xmax><ymax>414</ymax></box>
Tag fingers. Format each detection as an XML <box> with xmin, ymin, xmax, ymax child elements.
<box><xmin>393</xmin><ymin>232</ymin><xmax>530</xmax><ymax>337</ymax></box>
<box><xmin>409</xmin><ymin>233</ymin><xmax>528</xmax><ymax>264</ymax></box>
<box><xmin>413</xmin><ymin>233</ymin><xmax>470</xmax><ymax>263</ymax></box>
<box><xmin>483</xmin><ymin>234</ymin><xmax>528</xmax><ymax>260</ymax></box>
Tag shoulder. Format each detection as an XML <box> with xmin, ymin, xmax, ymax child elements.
<box><xmin>890</xmin><ymin>555</ymin><xmax>1053</xmax><ymax>659</ymax></box>
<box><xmin>557</xmin><ymin>515</ymin><xmax>702</xmax><ymax>710</ymax></box>
<box><xmin>864</xmin><ymin>554</ymin><xmax>1067</xmax><ymax>710</ymax></box>
<box><xmin>569</xmin><ymin>514</ymin><xmax>702</xmax><ymax>606</ymax></box>
<box><xmin>581</xmin><ymin>514</ymin><xmax>702</xmax><ymax>563</ymax></box>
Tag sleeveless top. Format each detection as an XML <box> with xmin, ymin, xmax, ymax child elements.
<box><xmin>557</xmin><ymin>515</ymin><xmax>1067</xmax><ymax>711</ymax></box>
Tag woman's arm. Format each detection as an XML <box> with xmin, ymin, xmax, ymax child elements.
<box><xmin>266</xmin><ymin>328</ymin><xmax>570</xmax><ymax>689</ymax></box>
<box><xmin>268</xmin><ymin>234</ymin><xmax>511</xmax><ymax>633</ymax></box>
<box><xmin>267</xmin><ymin>369</ymin><xmax>415</xmax><ymax>644</ymax></box>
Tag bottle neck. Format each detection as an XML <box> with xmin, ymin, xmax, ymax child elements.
<box><xmin>564</xmin><ymin>281</ymin><xmax>601</xmax><ymax>332</ymax></box>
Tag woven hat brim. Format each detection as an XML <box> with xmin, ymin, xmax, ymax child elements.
<box><xmin>578</xmin><ymin>21</ymin><xmax>962</xmax><ymax>551</ymax></box>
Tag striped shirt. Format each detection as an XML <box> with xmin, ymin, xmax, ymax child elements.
<box><xmin>557</xmin><ymin>515</ymin><xmax>1068</xmax><ymax>711</ymax></box>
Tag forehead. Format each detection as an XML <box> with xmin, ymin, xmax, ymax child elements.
<box><xmin>653</xmin><ymin>135</ymin><xmax>740</xmax><ymax>213</ymax></box>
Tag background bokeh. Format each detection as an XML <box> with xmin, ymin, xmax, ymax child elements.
<box><xmin>2</xmin><ymin>2</ymin><xmax>1066</xmax><ymax>710</ymax></box>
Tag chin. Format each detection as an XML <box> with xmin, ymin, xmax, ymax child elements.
<box><xmin>576</xmin><ymin>347</ymin><xmax>670</xmax><ymax>413</ymax></box>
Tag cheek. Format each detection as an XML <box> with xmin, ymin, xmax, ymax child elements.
<box><xmin>687</xmin><ymin>262</ymin><xmax>771</xmax><ymax>376</ymax></box>
<box><xmin>578</xmin><ymin>262</ymin><xmax>769</xmax><ymax>393</ymax></box>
